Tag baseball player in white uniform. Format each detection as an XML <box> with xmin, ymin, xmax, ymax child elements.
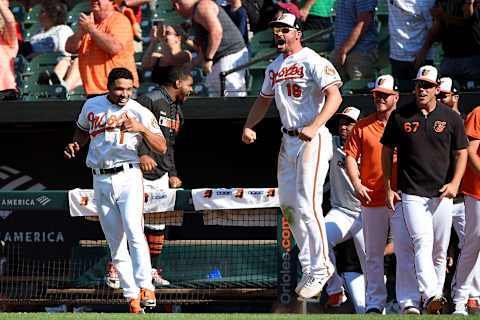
<box><xmin>64</xmin><ymin>68</ymin><xmax>166</xmax><ymax>314</ymax></box>
<box><xmin>324</xmin><ymin>106</ymin><xmax>366</xmax><ymax>312</ymax></box>
<box><xmin>242</xmin><ymin>13</ymin><xmax>343</xmax><ymax>299</ymax></box>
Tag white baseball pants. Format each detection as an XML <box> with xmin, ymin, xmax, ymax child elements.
<box><xmin>278</xmin><ymin>127</ymin><xmax>334</xmax><ymax>278</ymax></box>
<box><xmin>400</xmin><ymin>193</ymin><xmax>452</xmax><ymax>302</ymax></box>
<box><xmin>93</xmin><ymin>165</ymin><xmax>154</xmax><ymax>299</ymax></box>
<box><xmin>325</xmin><ymin>208</ymin><xmax>365</xmax><ymax>295</ymax></box>
<box><xmin>362</xmin><ymin>205</ymin><xmax>419</xmax><ymax>312</ymax></box>
<box><xmin>206</xmin><ymin>47</ymin><xmax>248</xmax><ymax>97</ymax></box>
<box><xmin>452</xmin><ymin>200</ymin><xmax>480</xmax><ymax>300</ymax></box>
<box><xmin>342</xmin><ymin>271</ymin><xmax>366</xmax><ymax>314</ymax></box>
<box><xmin>452</xmin><ymin>195</ymin><xmax>480</xmax><ymax>305</ymax></box>
<box><xmin>144</xmin><ymin>173</ymin><xmax>169</xmax><ymax>231</ymax></box>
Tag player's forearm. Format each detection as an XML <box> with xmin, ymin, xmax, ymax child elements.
<box><xmin>73</xmin><ymin>127</ymin><xmax>90</xmax><ymax>148</ymax></box>
<box><xmin>381</xmin><ymin>146</ymin><xmax>395</xmax><ymax>191</ymax></box>
<box><xmin>142</xmin><ymin>130</ymin><xmax>167</xmax><ymax>154</ymax></box>
<box><xmin>244</xmin><ymin>96</ymin><xmax>272</xmax><ymax>129</ymax></box>
<box><xmin>467</xmin><ymin>140</ymin><xmax>480</xmax><ymax>176</ymax></box>
<box><xmin>451</xmin><ymin>148</ymin><xmax>468</xmax><ymax>186</ymax></box>
<box><xmin>345</xmin><ymin>155</ymin><xmax>362</xmax><ymax>189</ymax></box>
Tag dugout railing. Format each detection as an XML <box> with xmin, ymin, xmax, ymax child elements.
<box><xmin>0</xmin><ymin>190</ymin><xmax>298</xmax><ymax>306</ymax></box>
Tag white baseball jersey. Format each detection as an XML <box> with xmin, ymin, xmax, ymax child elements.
<box><xmin>77</xmin><ymin>95</ymin><xmax>163</xmax><ymax>169</ymax></box>
<box><xmin>260</xmin><ymin>47</ymin><xmax>342</xmax><ymax>130</ymax></box>
<box><xmin>329</xmin><ymin>136</ymin><xmax>361</xmax><ymax>216</ymax></box>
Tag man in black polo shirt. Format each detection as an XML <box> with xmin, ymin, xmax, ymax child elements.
<box><xmin>380</xmin><ymin>65</ymin><xmax>468</xmax><ymax>314</ymax></box>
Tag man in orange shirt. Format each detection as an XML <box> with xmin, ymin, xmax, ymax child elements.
<box><xmin>344</xmin><ymin>74</ymin><xmax>419</xmax><ymax>314</ymax></box>
<box><xmin>451</xmin><ymin>106</ymin><xmax>480</xmax><ymax>315</ymax></box>
<box><xmin>65</xmin><ymin>0</ymin><xmax>139</xmax><ymax>97</ymax></box>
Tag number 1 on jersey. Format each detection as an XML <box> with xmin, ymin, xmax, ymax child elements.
<box><xmin>286</xmin><ymin>83</ymin><xmax>302</xmax><ymax>97</ymax></box>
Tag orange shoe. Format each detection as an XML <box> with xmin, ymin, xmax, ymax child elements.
<box><xmin>468</xmin><ymin>299</ymin><xmax>480</xmax><ymax>315</ymax></box>
<box><xmin>325</xmin><ymin>290</ymin><xmax>347</xmax><ymax>307</ymax></box>
<box><xmin>140</xmin><ymin>288</ymin><xmax>156</xmax><ymax>308</ymax></box>
<box><xmin>128</xmin><ymin>295</ymin><xmax>144</xmax><ymax>314</ymax></box>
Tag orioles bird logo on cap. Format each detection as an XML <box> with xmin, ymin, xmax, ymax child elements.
<box><xmin>422</xmin><ymin>69</ymin><xmax>430</xmax><ymax>76</ymax></box>
<box><xmin>279</xmin><ymin>15</ymin><xmax>287</xmax><ymax>20</ymax></box>
<box><xmin>378</xmin><ymin>78</ymin><xmax>385</xmax><ymax>86</ymax></box>
<box><xmin>433</xmin><ymin>121</ymin><xmax>446</xmax><ymax>133</ymax></box>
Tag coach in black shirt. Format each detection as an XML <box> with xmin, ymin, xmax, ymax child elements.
<box><xmin>380</xmin><ymin>65</ymin><xmax>468</xmax><ymax>314</ymax></box>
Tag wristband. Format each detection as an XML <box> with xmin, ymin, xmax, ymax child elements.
<box><xmin>205</xmin><ymin>57</ymin><xmax>214</xmax><ymax>62</ymax></box>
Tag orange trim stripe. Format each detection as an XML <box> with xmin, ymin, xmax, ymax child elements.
<box><xmin>311</xmin><ymin>133</ymin><xmax>331</xmax><ymax>275</ymax></box>
<box><xmin>90</xmin><ymin>125</ymin><xmax>122</xmax><ymax>137</ymax></box>
<box><xmin>260</xmin><ymin>91</ymin><xmax>275</xmax><ymax>97</ymax></box>
<box><xmin>321</xmin><ymin>80</ymin><xmax>342</xmax><ymax>91</ymax></box>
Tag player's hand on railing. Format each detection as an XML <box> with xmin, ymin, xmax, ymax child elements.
<box><xmin>385</xmin><ymin>188</ymin><xmax>401</xmax><ymax>212</ymax></box>
<box><xmin>169</xmin><ymin>176</ymin><xmax>182</xmax><ymax>188</ymax></box>
<box><xmin>64</xmin><ymin>141</ymin><xmax>80</xmax><ymax>159</ymax></box>
<box><xmin>242</xmin><ymin>127</ymin><xmax>256</xmax><ymax>144</ymax></box>
<box><xmin>140</xmin><ymin>155</ymin><xmax>157</xmax><ymax>172</ymax></box>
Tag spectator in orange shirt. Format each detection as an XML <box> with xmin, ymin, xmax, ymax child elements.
<box><xmin>0</xmin><ymin>0</ymin><xmax>18</xmax><ymax>101</ymax></box>
<box><xmin>344</xmin><ymin>75</ymin><xmax>419</xmax><ymax>314</ymax></box>
<box><xmin>65</xmin><ymin>0</ymin><xmax>139</xmax><ymax>98</ymax></box>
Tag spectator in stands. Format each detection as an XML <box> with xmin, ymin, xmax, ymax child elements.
<box><xmin>19</xmin><ymin>0</ymin><xmax>73</xmax><ymax>59</ymax></box>
<box><xmin>275</xmin><ymin>2</ymin><xmax>300</xmax><ymax>20</ymax></box>
<box><xmin>65</xmin><ymin>0</ymin><xmax>139</xmax><ymax>98</ymax></box>
<box><xmin>0</xmin><ymin>0</ymin><xmax>18</xmax><ymax>101</ymax></box>
<box><xmin>224</xmin><ymin>0</ymin><xmax>250</xmax><ymax>53</ymax></box>
<box><xmin>141</xmin><ymin>22</ymin><xmax>192</xmax><ymax>80</ymax></box>
<box><xmin>416</xmin><ymin>0</ymin><xmax>480</xmax><ymax>82</ymax></box>
<box><xmin>113</xmin><ymin>0</ymin><xmax>152</xmax><ymax>52</ymax></box>
<box><xmin>388</xmin><ymin>0</ymin><xmax>435</xmax><ymax>82</ymax></box>
<box><xmin>329</xmin><ymin>0</ymin><xmax>378</xmax><ymax>82</ymax></box>
<box><xmin>298</xmin><ymin>0</ymin><xmax>334</xmax><ymax>30</ymax></box>
<box><xmin>172</xmin><ymin>0</ymin><xmax>249</xmax><ymax>96</ymax></box>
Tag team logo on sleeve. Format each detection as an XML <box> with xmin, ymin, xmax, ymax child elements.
<box><xmin>324</xmin><ymin>65</ymin><xmax>337</xmax><ymax>76</ymax></box>
<box><xmin>433</xmin><ymin>121</ymin><xmax>447</xmax><ymax>133</ymax></box>
<box><xmin>151</xmin><ymin>118</ymin><xmax>160</xmax><ymax>129</ymax></box>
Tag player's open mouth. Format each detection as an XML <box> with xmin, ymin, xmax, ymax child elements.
<box><xmin>277</xmin><ymin>39</ymin><xmax>286</xmax><ymax>46</ymax></box>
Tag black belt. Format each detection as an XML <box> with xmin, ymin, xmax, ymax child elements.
<box><xmin>281</xmin><ymin>128</ymin><xmax>299</xmax><ymax>137</ymax></box>
<box><xmin>92</xmin><ymin>163</ymin><xmax>134</xmax><ymax>175</ymax></box>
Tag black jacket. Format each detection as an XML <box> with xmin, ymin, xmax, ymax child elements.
<box><xmin>136</xmin><ymin>86</ymin><xmax>184</xmax><ymax>181</ymax></box>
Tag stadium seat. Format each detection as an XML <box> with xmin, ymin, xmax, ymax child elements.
<box><xmin>23</xmin><ymin>53</ymin><xmax>63</xmax><ymax>77</ymax></box>
<box><xmin>137</xmin><ymin>82</ymin><xmax>158</xmax><ymax>96</ymax></box>
<box><xmin>341</xmin><ymin>79</ymin><xmax>375</xmax><ymax>95</ymax></box>
<box><xmin>66</xmin><ymin>2</ymin><xmax>91</xmax><ymax>28</ymax></box>
<box><xmin>251</xmin><ymin>29</ymin><xmax>275</xmax><ymax>57</ymax></box>
<box><xmin>69</xmin><ymin>86</ymin><xmax>87</xmax><ymax>101</ymax></box>
<box><xmin>376</xmin><ymin>0</ymin><xmax>389</xmax><ymax>23</ymax></box>
<box><xmin>191</xmin><ymin>82</ymin><xmax>210</xmax><ymax>96</ymax></box>
<box><xmin>22</xmin><ymin>23</ymin><xmax>43</xmax><ymax>41</ymax></box>
<box><xmin>23</xmin><ymin>4</ymin><xmax>42</xmax><ymax>27</ymax></box>
<box><xmin>10</xmin><ymin>3</ymin><xmax>26</xmax><ymax>23</ymax></box>
<box><xmin>22</xmin><ymin>84</ymin><xmax>68</xmax><ymax>101</ymax></box>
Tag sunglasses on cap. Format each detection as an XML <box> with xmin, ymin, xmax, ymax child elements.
<box><xmin>415</xmin><ymin>80</ymin><xmax>437</xmax><ymax>89</ymax></box>
<box><xmin>273</xmin><ymin>27</ymin><xmax>296</xmax><ymax>35</ymax></box>
<box><xmin>372</xmin><ymin>91</ymin><xmax>394</xmax><ymax>100</ymax></box>
<box><xmin>437</xmin><ymin>92</ymin><xmax>456</xmax><ymax>99</ymax></box>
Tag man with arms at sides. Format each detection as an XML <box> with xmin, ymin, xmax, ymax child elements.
<box><xmin>451</xmin><ymin>105</ymin><xmax>480</xmax><ymax>315</ymax></box>
<box><xmin>381</xmin><ymin>65</ymin><xmax>468</xmax><ymax>314</ymax></box>
<box><xmin>242</xmin><ymin>13</ymin><xmax>343</xmax><ymax>299</ymax></box>
<box><xmin>345</xmin><ymin>75</ymin><xmax>420</xmax><ymax>315</ymax></box>
<box><xmin>172</xmin><ymin>0</ymin><xmax>249</xmax><ymax>96</ymax></box>
<box><xmin>323</xmin><ymin>106</ymin><xmax>366</xmax><ymax>312</ymax></box>
<box><xmin>64</xmin><ymin>68</ymin><xmax>166</xmax><ymax>313</ymax></box>
<box><xmin>65</xmin><ymin>0</ymin><xmax>139</xmax><ymax>98</ymax></box>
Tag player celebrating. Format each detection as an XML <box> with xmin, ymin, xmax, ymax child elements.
<box><xmin>451</xmin><ymin>105</ymin><xmax>480</xmax><ymax>315</ymax></box>
<box><xmin>344</xmin><ymin>75</ymin><xmax>419</xmax><ymax>314</ymax></box>
<box><xmin>242</xmin><ymin>13</ymin><xmax>343</xmax><ymax>299</ymax></box>
<box><xmin>323</xmin><ymin>106</ymin><xmax>366</xmax><ymax>311</ymax></box>
<box><xmin>64</xmin><ymin>68</ymin><xmax>166</xmax><ymax>314</ymax></box>
<box><xmin>381</xmin><ymin>65</ymin><xmax>468</xmax><ymax>314</ymax></box>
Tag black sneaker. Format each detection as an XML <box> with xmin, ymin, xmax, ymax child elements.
<box><xmin>37</xmin><ymin>70</ymin><xmax>52</xmax><ymax>85</ymax></box>
<box><xmin>366</xmin><ymin>308</ymin><xmax>382</xmax><ymax>314</ymax></box>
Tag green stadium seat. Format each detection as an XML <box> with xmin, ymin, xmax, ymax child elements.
<box><xmin>341</xmin><ymin>79</ymin><xmax>375</xmax><ymax>95</ymax></box>
<box><xmin>251</xmin><ymin>29</ymin><xmax>275</xmax><ymax>57</ymax></box>
<box><xmin>69</xmin><ymin>86</ymin><xmax>87</xmax><ymax>101</ymax></box>
<box><xmin>22</xmin><ymin>84</ymin><xmax>68</xmax><ymax>101</ymax></box>
<box><xmin>376</xmin><ymin>0</ymin><xmax>389</xmax><ymax>23</ymax></box>
<box><xmin>23</xmin><ymin>4</ymin><xmax>42</xmax><ymax>27</ymax></box>
<box><xmin>137</xmin><ymin>82</ymin><xmax>158</xmax><ymax>96</ymax></box>
<box><xmin>10</xmin><ymin>3</ymin><xmax>26</xmax><ymax>23</ymax></box>
<box><xmin>23</xmin><ymin>53</ymin><xmax>63</xmax><ymax>77</ymax></box>
<box><xmin>14</xmin><ymin>55</ymin><xmax>29</xmax><ymax>74</ymax></box>
<box><xmin>22</xmin><ymin>23</ymin><xmax>43</xmax><ymax>41</ymax></box>
<box><xmin>66</xmin><ymin>2</ymin><xmax>91</xmax><ymax>28</ymax></box>
<box><xmin>191</xmin><ymin>82</ymin><xmax>209</xmax><ymax>96</ymax></box>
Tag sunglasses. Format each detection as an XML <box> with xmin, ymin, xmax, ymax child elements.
<box><xmin>165</xmin><ymin>31</ymin><xmax>178</xmax><ymax>36</ymax></box>
<box><xmin>273</xmin><ymin>27</ymin><xmax>296</xmax><ymax>35</ymax></box>
<box><xmin>415</xmin><ymin>81</ymin><xmax>437</xmax><ymax>89</ymax></box>
<box><xmin>372</xmin><ymin>91</ymin><xmax>393</xmax><ymax>100</ymax></box>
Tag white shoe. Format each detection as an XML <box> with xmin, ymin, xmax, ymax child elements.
<box><xmin>403</xmin><ymin>306</ymin><xmax>420</xmax><ymax>315</ymax></box>
<box><xmin>453</xmin><ymin>304</ymin><xmax>468</xmax><ymax>316</ymax></box>
<box><xmin>152</xmin><ymin>268</ymin><xmax>170</xmax><ymax>287</ymax></box>
<box><xmin>295</xmin><ymin>272</ymin><xmax>310</xmax><ymax>294</ymax></box>
<box><xmin>297</xmin><ymin>274</ymin><xmax>329</xmax><ymax>299</ymax></box>
<box><xmin>105</xmin><ymin>262</ymin><xmax>120</xmax><ymax>289</ymax></box>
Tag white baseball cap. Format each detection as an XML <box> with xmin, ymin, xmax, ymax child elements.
<box><xmin>439</xmin><ymin>77</ymin><xmax>458</xmax><ymax>94</ymax></box>
<box><xmin>414</xmin><ymin>65</ymin><xmax>439</xmax><ymax>85</ymax></box>
<box><xmin>269</xmin><ymin>13</ymin><xmax>300</xmax><ymax>29</ymax></box>
<box><xmin>371</xmin><ymin>75</ymin><xmax>397</xmax><ymax>94</ymax></box>
<box><xmin>333</xmin><ymin>106</ymin><xmax>361</xmax><ymax>122</ymax></box>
